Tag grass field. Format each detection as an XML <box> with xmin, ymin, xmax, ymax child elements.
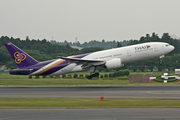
<box><xmin>0</xmin><ymin>72</ymin><xmax>131</xmax><ymax>86</ymax></box>
<box><xmin>0</xmin><ymin>72</ymin><xmax>180</xmax><ymax>86</ymax></box>
<box><xmin>0</xmin><ymin>98</ymin><xmax>180</xmax><ymax>108</ymax></box>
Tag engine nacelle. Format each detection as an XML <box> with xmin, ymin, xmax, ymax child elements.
<box><xmin>105</xmin><ymin>58</ymin><xmax>124</xmax><ymax>69</ymax></box>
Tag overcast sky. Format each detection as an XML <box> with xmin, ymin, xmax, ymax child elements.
<box><xmin>1</xmin><ymin>0</ymin><xmax>180</xmax><ymax>43</ymax></box>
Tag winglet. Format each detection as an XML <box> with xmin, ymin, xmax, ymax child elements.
<box><xmin>4</xmin><ymin>42</ymin><xmax>38</xmax><ymax>68</ymax></box>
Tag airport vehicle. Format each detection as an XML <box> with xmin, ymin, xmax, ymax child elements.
<box><xmin>5</xmin><ymin>42</ymin><xmax>174</xmax><ymax>79</ymax></box>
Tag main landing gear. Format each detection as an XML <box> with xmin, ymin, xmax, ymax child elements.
<box><xmin>86</xmin><ymin>66</ymin><xmax>99</xmax><ymax>79</ymax></box>
<box><xmin>86</xmin><ymin>73</ymin><xmax>99</xmax><ymax>79</ymax></box>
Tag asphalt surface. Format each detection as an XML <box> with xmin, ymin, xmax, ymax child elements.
<box><xmin>1</xmin><ymin>108</ymin><xmax>180</xmax><ymax>120</ymax></box>
<box><xmin>0</xmin><ymin>86</ymin><xmax>180</xmax><ymax>99</ymax></box>
<box><xmin>1</xmin><ymin>86</ymin><xmax>180</xmax><ymax>119</ymax></box>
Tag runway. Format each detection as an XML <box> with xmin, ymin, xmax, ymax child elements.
<box><xmin>0</xmin><ymin>86</ymin><xmax>180</xmax><ymax>99</ymax></box>
<box><xmin>1</xmin><ymin>108</ymin><xmax>180</xmax><ymax>120</ymax></box>
<box><xmin>1</xmin><ymin>86</ymin><xmax>180</xmax><ymax>119</ymax></box>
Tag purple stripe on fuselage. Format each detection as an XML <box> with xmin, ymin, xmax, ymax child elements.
<box><xmin>39</xmin><ymin>63</ymin><xmax>68</xmax><ymax>75</ymax></box>
<box><xmin>73</xmin><ymin>53</ymin><xmax>90</xmax><ymax>59</ymax></box>
<box><xmin>9</xmin><ymin>60</ymin><xmax>55</xmax><ymax>75</ymax></box>
<box><xmin>37</xmin><ymin>53</ymin><xmax>90</xmax><ymax>75</ymax></box>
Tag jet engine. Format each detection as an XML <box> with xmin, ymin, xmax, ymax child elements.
<box><xmin>105</xmin><ymin>58</ymin><xmax>124</xmax><ymax>69</ymax></box>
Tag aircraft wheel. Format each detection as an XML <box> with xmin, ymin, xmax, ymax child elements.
<box><xmin>94</xmin><ymin>73</ymin><xmax>99</xmax><ymax>77</ymax></box>
<box><xmin>91</xmin><ymin>73</ymin><xmax>99</xmax><ymax>77</ymax></box>
<box><xmin>92</xmin><ymin>74</ymin><xmax>96</xmax><ymax>77</ymax></box>
<box><xmin>86</xmin><ymin>76</ymin><xmax>92</xmax><ymax>79</ymax></box>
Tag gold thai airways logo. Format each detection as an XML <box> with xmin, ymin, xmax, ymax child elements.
<box><xmin>14</xmin><ymin>52</ymin><xmax>26</xmax><ymax>64</ymax></box>
<box><xmin>147</xmin><ymin>45</ymin><xmax>151</xmax><ymax>49</ymax></box>
<box><xmin>135</xmin><ymin>45</ymin><xmax>151</xmax><ymax>51</ymax></box>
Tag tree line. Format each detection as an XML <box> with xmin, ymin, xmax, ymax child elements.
<box><xmin>51</xmin><ymin>39</ymin><xmax>129</xmax><ymax>49</ymax></box>
<box><xmin>51</xmin><ymin>32</ymin><xmax>180</xmax><ymax>55</ymax></box>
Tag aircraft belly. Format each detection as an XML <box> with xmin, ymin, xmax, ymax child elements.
<box><xmin>50</xmin><ymin>63</ymin><xmax>76</xmax><ymax>76</ymax></box>
<box><xmin>71</xmin><ymin>65</ymin><xmax>83</xmax><ymax>72</ymax></box>
<box><xmin>136</xmin><ymin>53</ymin><xmax>147</xmax><ymax>61</ymax></box>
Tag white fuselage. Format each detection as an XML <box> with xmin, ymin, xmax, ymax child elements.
<box><xmin>33</xmin><ymin>42</ymin><xmax>174</xmax><ymax>76</ymax></box>
<box><xmin>82</xmin><ymin>42</ymin><xmax>173</xmax><ymax>62</ymax></box>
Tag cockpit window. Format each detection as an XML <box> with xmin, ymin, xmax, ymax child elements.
<box><xmin>166</xmin><ymin>44</ymin><xmax>170</xmax><ymax>47</ymax></box>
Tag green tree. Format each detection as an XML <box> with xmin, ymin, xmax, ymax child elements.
<box><xmin>117</xmin><ymin>42</ymin><xmax>122</xmax><ymax>47</ymax></box>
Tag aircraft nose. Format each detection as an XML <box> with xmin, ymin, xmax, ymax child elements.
<box><xmin>170</xmin><ymin>45</ymin><xmax>175</xmax><ymax>51</ymax></box>
<box><xmin>168</xmin><ymin>45</ymin><xmax>174</xmax><ymax>52</ymax></box>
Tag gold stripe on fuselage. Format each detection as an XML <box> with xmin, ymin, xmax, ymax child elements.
<box><xmin>34</xmin><ymin>59</ymin><xmax>66</xmax><ymax>75</ymax></box>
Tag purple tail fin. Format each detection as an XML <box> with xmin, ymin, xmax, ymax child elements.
<box><xmin>4</xmin><ymin>42</ymin><xmax>38</xmax><ymax>68</ymax></box>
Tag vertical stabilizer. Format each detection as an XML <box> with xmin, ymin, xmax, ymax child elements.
<box><xmin>4</xmin><ymin>42</ymin><xmax>38</xmax><ymax>68</ymax></box>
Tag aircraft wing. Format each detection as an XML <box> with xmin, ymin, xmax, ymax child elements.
<box><xmin>59</xmin><ymin>56</ymin><xmax>104</xmax><ymax>63</ymax></box>
<box><xmin>59</xmin><ymin>56</ymin><xmax>105</xmax><ymax>68</ymax></box>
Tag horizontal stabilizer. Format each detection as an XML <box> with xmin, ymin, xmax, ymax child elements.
<box><xmin>10</xmin><ymin>69</ymin><xmax>33</xmax><ymax>72</ymax></box>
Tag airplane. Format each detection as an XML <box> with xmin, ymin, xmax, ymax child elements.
<box><xmin>4</xmin><ymin>42</ymin><xmax>174</xmax><ymax>79</ymax></box>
